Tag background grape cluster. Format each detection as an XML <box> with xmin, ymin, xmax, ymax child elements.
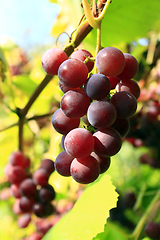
<box><xmin>42</xmin><ymin>46</ymin><xmax>140</xmax><ymax>184</ymax></box>
<box><xmin>5</xmin><ymin>151</ymin><xmax>58</xmax><ymax>239</ymax></box>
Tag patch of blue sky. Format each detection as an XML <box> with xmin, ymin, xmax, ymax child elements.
<box><xmin>0</xmin><ymin>0</ymin><xmax>60</xmax><ymax>48</ymax></box>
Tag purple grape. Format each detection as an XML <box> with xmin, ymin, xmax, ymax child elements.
<box><xmin>87</xmin><ymin>100</ymin><xmax>117</xmax><ymax>129</ymax></box>
<box><xmin>84</xmin><ymin>73</ymin><xmax>111</xmax><ymax>100</ymax></box>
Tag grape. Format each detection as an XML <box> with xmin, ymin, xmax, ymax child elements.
<box><xmin>33</xmin><ymin>169</ymin><xmax>50</xmax><ymax>187</ymax></box>
<box><xmin>122</xmin><ymin>192</ymin><xmax>137</xmax><ymax>209</ymax></box>
<box><xmin>51</xmin><ymin>108</ymin><xmax>80</xmax><ymax>135</ymax></box>
<box><xmin>110</xmin><ymin>91</ymin><xmax>137</xmax><ymax>118</ymax></box>
<box><xmin>107</xmin><ymin>76</ymin><xmax>120</xmax><ymax>89</ymax></box>
<box><xmin>116</xmin><ymin>79</ymin><xmax>140</xmax><ymax>99</ymax></box>
<box><xmin>87</xmin><ymin>100</ymin><xmax>117</xmax><ymax>129</ymax></box>
<box><xmin>93</xmin><ymin>127</ymin><xmax>122</xmax><ymax>157</ymax></box>
<box><xmin>28</xmin><ymin>232</ymin><xmax>44</xmax><ymax>240</ymax></box>
<box><xmin>40</xmin><ymin>158</ymin><xmax>55</xmax><ymax>175</ymax></box>
<box><xmin>19</xmin><ymin>196</ymin><xmax>34</xmax><ymax>212</ymax></box>
<box><xmin>38</xmin><ymin>184</ymin><xmax>56</xmax><ymax>203</ymax></box>
<box><xmin>5</xmin><ymin>164</ymin><xmax>14</xmax><ymax>179</ymax></box>
<box><xmin>91</xmin><ymin>152</ymin><xmax>111</xmax><ymax>174</ymax></box>
<box><xmin>116</xmin><ymin>53</ymin><xmax>139</xmax><ymax>80</ymax></box>
<box><xmin>42</xmin><ymin>48</ymin><xmax>68</xmax><ymax>75</ymax></box>
<box><xmin>20</xmin><ymin>178</ymin><xmax>37</xmax><ymax>198</ymax></box>
<box><xmin>70</xmin><ymin>49</ymin><xmax>94</xmax><ymax>73</ymax></box>
<box><xmin>35</xmin><ymin>219</ymin><xmax>52</xmax><ymax>234</ymax></box>
<box><xmin>111</xmin><ymin>117</ymin><xmax>130</xmax><ymax>137</ymax></box>
<box><xmin>61</xmin><ymin>135</ymin><xmax>66</xmax><ymax>150</ymax></box>
<box><xmin>84</xmin><ymin>73</ymin><xmax>111</xmax><ymax>100</ymax></box>
<box><xmin>10</xmin><ymin>184</ymin><xmax>22</xmax><ymax>198</ymax></box>
<box><xmin>9</xmin><ymin>151</ymin><xmax>26</xmax><ymax>168</ymax></box>
<box><xmin>33</xmin><ymin>202</ymin><xmax>54</xmax><ymax>218</ymax></box>
<box><xmin>17</xmin><ymin>213</ymin><xmax>31</xmax><ymax>228</ymax></box>
<box><xmin>60</xmin><ymin>89</ymin><xmax>90</xmax><ymax>119</ymax></box>
<box><xmin>70</xmin><ymin>156</ymin><xmax>100</xmax><ymax>184</ymax></box>
<box><xmin>64</xmin><ymin>128</ymin><xmax>95</xmax><ymax>158</ymax></box>
<box><xmin>7</xmin><ymin>166</ymin><xmax>26</xmax><ymax>184</ymax></box>
<box><xmin>33</xmin><ymin>203</ymin><xmax>47</xmax><ymax>218</ymax></box>
<box><xmin>23</xmin><ymin>156</ymin><xmax>31</xmax><ymax>169</ymax></box>
<box><xmin>13</xmin><ymin>199</ymin><xmax>24</xmax><ymax>215</ymax></box>
<box><xmin>58</xmin><ymin>80</ymin><xmax>80</xmax><ymax>93</ymax></box>
<box><xmin>95</xmin><ymin>47</ymin><xmax>125</xmax><ymax>77</ymax></box>
<box><xmin>54</xmin><ymin>151</ymin><xmax>74</xmax><ymax>176</ymax></box>
<box><xmin>58</xmin><ymin>58</ymin><xmax>88</xmax><ymax>88</ymax></box>
<box><xmin>145</xmin><ymin>222</ymin><xmax>160</xmax><ymax>239</ymax></box>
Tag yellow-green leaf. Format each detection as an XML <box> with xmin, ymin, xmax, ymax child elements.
<box><xmin>42</xmin><ymin>174</ymin><xmax>118</xmax><ymax>240</ymax></box>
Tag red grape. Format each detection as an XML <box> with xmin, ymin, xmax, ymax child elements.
<box><xmin>70</xmin><ymin>156</ymin><xmax>100</xmax><ymax>184</ymax></box>
<box><xmin>19</xmin><ymin>196</ymin><xmax>34</xmax><ymax>212</ymax></box>
<box><xmin>54</xmin><ymin>151</ymin><xmax>74</xmax><ymax>176</ymax></box>
<box><xmin>33</xmin><ymin>169</ymin><xmax>50</xmax><ymax>187</ymax></box>
<box><xmin>7</xmin><ymin>166</ymin><xmax>26</xmax><ymax>184</ymax></box>
<box><xmin>107</xmin><ymin>76</ymin><xmax>120</xmax><ymax>89</ymax></box>
<box><xmin>93</xmin><ymin>127</ymin><xmax>122</xmax><ymax>157</ymax></box>
<box><xmin>116</xmin><ymin>79</ymin><xmax>140</xmax><ymax>99</ymax></box>
<box><xmin>42</xmin><ymin>48</ymin><xmax>68</xmax><ymax>75</ymax></box>
<box><xmin>70</xmin><ymin>49</ymin><xmax>94</xmax><ymax>72</ymax></box>
<box><xmin>64</xmin><ymin>128</ymin><xmax>95</xmax><ymax>158</ymax></box>
<box><xmin>20</xmin><ymin>178</ymin><xmax>37</xmax><ymax>198</ymax></box>
<box><xmin>58</xmin><ymin>58</ymin><xmax>88</xmax><ymax>88</ymax></box>
<box><xmin>17</xmin><ymin>213</ymin><xmax>31</xmax><ymax>228</ymax></box>
<box><xmin>110</xmin><ymin>91</ymin><xmax>137</xmax><ymax>118</ymax></box>
<box><xmin>38</xmin><ymin>184</ymin><xmax>56</xmax><ymax>203</ymax></box>
<box><xmin>111</xmin><ymin>117</ymin><xmax>130</xmax><ymax>137</ymax></box>
<box><xmin>95</xmin><ymin>47</ymin><xmax>125</xmax><ymax>77</ymax></box>
<box><xmin>116</xmin><ymin>53</ymin><xmax>139</xmax><ymax>80</ymax></box>
<box><xmin>40</xmin><ymin>158</ymin><xmax>55</xmax><ymax>175</ymax></box>
<box><xmin>91</xmin><ymin>152</ymin><xmax>111</xmax><ymax>174</ymax></box>
<box><xmin>145</xmin><ymin>222</ymin><xmax>160</xmax><ymax>239</ymax></box>
<box><xmin>87</xmin><ymin>100</ymin><xmax>117</xmax><ymax>129</ymax></box>
<box><xmin>60</xmin><ymin>89</ymin><xmax>90</xmax><ymax>119</ymax></box>
<box><xmin>28</xmin><ymin>232</ymin><xmax>44</xmax><ymax>240</ymax></box>
<box><xmin>58</xmin><ymin>80</ymin><xmax>80</xmax><ymax>93</ymax></box>
<box><xmin>51</xmin><ymin>108</ymin><xmax>80</xmax><ymax>135</ymax></box>
<box><xmin>10</xmin><ymin>184</ymin><xmax>22</xmax><ymax>198</ymax></box>
<box><xmin>9</xmin><ymin>151</ymin><xmax>26</xmax><ymax>168</ymax></box>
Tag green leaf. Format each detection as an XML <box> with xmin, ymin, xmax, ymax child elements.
<box><xmin>93</xmin><ymin>222</ymin><xmax>128</xmax><ymax>240</ymax></box>
<box><xmin>42</xmin><ymin>174</ymin><xmax>118</xmax><ymax>240</ymax></box>
<box><xmin>12</xmin><ymin>74</ymin><xmax>38</xmax><ymax>96</ymax></box>
<box><xmin>85</xmin><ymin>0</ymin><xmax>160</xmax><ymax>48</ymax></box>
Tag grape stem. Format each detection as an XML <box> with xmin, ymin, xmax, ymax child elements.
<box><xmin>94</xmin><ymin>21</ymin><xmax>102</xmax><ymax>73</ymax></box>
<box><xmin>129</xmin><ymin>189</ymin><xmax>160</xmax><ymax>240</ymax></box>
<box><xmin>82</xmin><ymin>0</ymin><xmax>111</xmax><ymax>28</ymax></box>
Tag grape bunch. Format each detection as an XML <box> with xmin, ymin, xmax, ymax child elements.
<box><xmin>5</xmin><ymin>151</ymin><xmax>56</xmax><ymax>228</ymax></box>
<box><xmin>42</xmin><ymin>46</ymin><xmax>140</xmax><ymax>184</ymax></box>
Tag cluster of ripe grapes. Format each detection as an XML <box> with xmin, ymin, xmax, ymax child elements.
<box><xmin>5</xmin><ymin>151</ymin><xmax>56</xmax><ymax>230</ymax></box>
<box><xmin>42</xmin><ymin>46</ymin><xmax>140</xmax><ymax>184</ymax></box>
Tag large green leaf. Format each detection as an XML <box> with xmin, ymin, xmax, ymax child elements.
<box><xmin>93</xmin><ymin>222</ymin><xmax>128</xmax><ymax>240</ymax></box>
<box><xmin>85</xmin><ymin>0</ymin><xmax>160</xmax><ymax>48</ymax></box>
<box><xmin>42</xmin><ymin>174</ymin><xmax>118</xmax><ymax>240</ymax></box>
<box><xmin>51</xmin><ymin>0</ymin><xmax>160</xmax><ymax>48</ymax></box>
